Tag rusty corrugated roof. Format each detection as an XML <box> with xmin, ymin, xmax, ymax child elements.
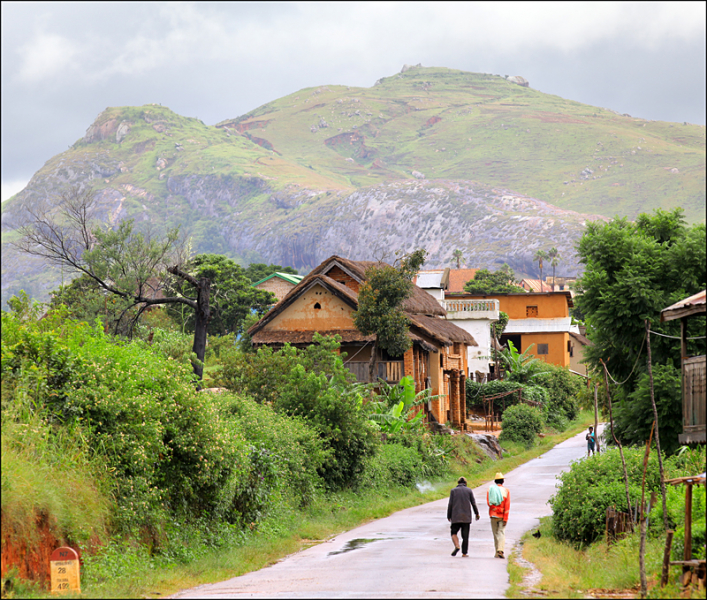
<box><xmin>661</xmin><ymin>290</ymin><xmax>707</xmax><ymax>322</ymax></box>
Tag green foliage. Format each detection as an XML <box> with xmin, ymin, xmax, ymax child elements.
<box><xmin>576</xmin><ymin>208</ymin><xmax>706</xmax><ymax>453</ymax></box>
<box><xmin>491</xmin><ymin>311</ymin><xmax>509</xmax><ymax>340</ymax></box>
<box><xmin>219</xmin><ymin>393</ymin><xmax>329</xmax><ymax>509</ymax></box>
<box><xmin>166</xmin><ymin>254</ymin><xmax>276</xmax><ymax>336</ymax></box>
<box><xmin>498</xmin><ymin>404</ymin><xmax>544</xmax><ymax>447</ymax></box>
<box><xmin>535</xmin><ymin>364</ymin><xmax>582</xmax><ymax>428</ymax></box>
<box><xmin>550</xmin><ymin>445</ymin><xmax>707</xmax><ymax>549</ymax></box>
<box><xmin>612</xmin><ymin>363</ymin><xmax>684</xmax><ymax>456</ymax></box>
<box><xmin>466</xmin><ymin>379</ymin><xmax>547</xmax><ymax>415</ymax></box>
<box><xmin>366</xmin><ymin>376</ymin><xmax>432</xmax><ymax>434</ymax></box>
<box><xmin>218</xmin><ymin>334</ymin><xmax>379</xmax><ymax>490</ymax></box>
<box><xmin>463</xmin><ymin>264</ymin><xmax>526</xmax><ymax>294</ymax></box>
<box><xmin>499</xmin><ymin>340</ymin><xmax>546</xmax><ymax>384</ymax></box>
<box><xmin>244</xmin><ymin>263</ymin><xmax>298</xmax><ymax>283</ymax></box>
<box><xmin>49</xmin><ymin>274</ymin><xmax>136</xmax><ymax>335</ymax></box>
<box><xmin>353</xmin><ymin>249</ymin><xmax>427</xmax><ymax>360</ymax></box>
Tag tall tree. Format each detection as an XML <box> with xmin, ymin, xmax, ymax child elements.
<box><xmin>353</xmin><ymin>249</ymin><xmax>427</xmax><ymax>382</ymax></box>
<box><xmin>548</xmin><ymin>247</ymin><xmax>560</xmax><ymax>288</ymax></box>
<box><xmin>534</xmin><ymin>249</ymin><xmax>548</xmax><ymax>291</ymax></box>
<box><xmin>166</xmin><ymin>254</ymin><xmax>276</xmax><ymax>336</ymax></box>
<box><xmin>576</xmin><ymin>208</ymin><xmax>706</xmax><ymax>453</ymax></box>
<box><xmin>463</xmin><ymin>264</ymin><xmax>526</xmax><ymax>295</ymax></box>
<box><xmin>452</xmin><ymin>249</ymin><xmax>465</xmax><ymax>270</ymax></box>
<box><xmin>12</xmin><ymin>185</ymin><xmax>214</xmax><ymax>380</ymax></box>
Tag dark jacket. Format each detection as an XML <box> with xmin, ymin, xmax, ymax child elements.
<box><xmin>447</xmin><ymin>482</ymin><xmax>480</xmax><ymax>523</ymax></box>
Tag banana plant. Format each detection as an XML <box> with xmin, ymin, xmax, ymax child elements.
<box><xmin>366</xmin><ymin>375</ymin><xmax>442</xmax><ymax>434</ymax></box>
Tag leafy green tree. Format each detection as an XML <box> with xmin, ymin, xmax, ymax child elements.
<box><xmin>576</xmin><ymin>208</ymin><xmax>706</xmax><ymax>452</ymax></box>
<box><xmin>49</xmin><ymin>274</ymin><xmax>136</xmax><ymax>335</ymax></box>
<box><xmin>244</xmin><ymin>263</ymin><xmax>298</xmax><ymax>283</ymax></box>
<box><xmin>463</xmin><ymin>264</ymin><xmax>526</xmax><ymax>295</ymax></box>
<box><xmin>353</xmin><ymin>249</ymin><xmax>428</xmax><ymax>382</ymax></box>
<box><xmin>11</xmin><ymin>186</ymin><xmax>222</xmax><ymax>380</ymax></box>
<box><xmin>534</xmin><ymin>249</ymin><xmax>548</xmax><ymax>290</ymax></box>
<box><xmin>166</xmin><ymin>254</ymin><xmax>276</xmax><ymax>337</ymax></box>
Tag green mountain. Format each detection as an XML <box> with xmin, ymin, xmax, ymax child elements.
<box><xmin>2</xmin><ymin>66</ymin><xmax>705</xmax><ymax>305</ymax></box>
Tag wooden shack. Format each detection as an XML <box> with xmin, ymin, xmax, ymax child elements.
<box><xmin>661</xmin><ymin>290</ymin><xmax>706</xmax><ymax>445</ymax></box>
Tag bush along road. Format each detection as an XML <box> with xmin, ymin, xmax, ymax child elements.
<box><xmin>172</xmin><ymin>425</ymin><xmax>604</xmax><ymax>599</ymax></box>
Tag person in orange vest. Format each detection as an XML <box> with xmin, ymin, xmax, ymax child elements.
<box><xmin>487</xmin><ymin>472</ymin><xmax>510</xmax><ymax>559</ymax></box>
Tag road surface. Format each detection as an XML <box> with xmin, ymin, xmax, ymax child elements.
<box><xmin>172</xmin><ymin>426</ymin><xmax>602</xmax><ymax>599</ymax></box>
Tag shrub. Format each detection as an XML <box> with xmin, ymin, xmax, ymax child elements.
<box><xmin>466</xmin><ymin>380</ymin><xmax>547</xmax><ymax>416</ymax></box>
<box><xmin>358</xmin><ymin>443</ymin><xmax>427</xmax><ymax>488</ymax></box>
<box><xmin>549</xmin><ymin>447</ymin><xmax>664</xmax><ymax>546</ymax></box>
<box><xmin>498</xmin><ymin>404</ymin><xmax>544</xmax><ymax>446</ymax></box>
<box><xmin>534</xmin><ymin>364</ymin><xmax>582</xmax><ymax>424</ymax></box>
<box><xmin>219</xmin><ymin>334</ymin><xmax>379</xmax><ymax>490</ymax></box>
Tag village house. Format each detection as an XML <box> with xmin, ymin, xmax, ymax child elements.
<box><xmin>247</xmin><ymin>256</ymin><xmax>477</xmax><ymax>430</ymax></box>
<box><xmin>446</xmin><ymin>288</ymin><xmax>580</xmax><ymax>370</ymax></box>
<box><xmin>252</xmin><ymin>272</ymin><xmax>304</xmax><ymax>302</ymax></box>
<box><xmin>660</xmin><ymin>289</ymin><xmax>706</xmax><ymax>445</ymax></box>
<box><xmin>415</xmin><ymin>269</ymin><xmax>500</xmax><ymax>379</ymax></box>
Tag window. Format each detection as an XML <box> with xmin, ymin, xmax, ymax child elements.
<box><xmin>526</xmin><ymin>306</ymin><xmax>538</xmax><ymax>317</ymax></box>
<box><xmin>538</xmin><ymin>343</ymin><xmax>549</xmax><ymax>355</ymax></box>
<box><xmin>313</xmin><ymin>302</ymin><xmax>321</xmax><ymax>310</ymax></box>
<box><xmin>568</xmin><ymin>340</ymin><xmax>573</xmax><ymax>357</ymax></box>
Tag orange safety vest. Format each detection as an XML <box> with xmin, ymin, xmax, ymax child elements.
<box><xmin>487</xmin><ymin>485</ymin><xmax>510</xmax><ymax>522</ymax></box>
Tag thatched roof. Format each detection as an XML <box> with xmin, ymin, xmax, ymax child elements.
<box><xmin>248</xmin><ymin>255</ymin><xmax>475</xmax><ymax>347</ymax></box>
<box><xmin>408</xmin><ymin>314</ymin><xmax>478</xmax><ymax>346</ymax></box>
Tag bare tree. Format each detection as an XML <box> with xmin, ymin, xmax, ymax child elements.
<box><xmin>12</xmin><ymin>186</ymin><xmax>212</xmax><ymax>381</ymax></box>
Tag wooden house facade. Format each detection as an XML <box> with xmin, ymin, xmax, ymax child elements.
<box><xmin>247</xmin><ymin>256</ymin><xmax>477</xmax><ymax>430</ymax></box>
<box><xmin>661</xmin><ymin>290</ymin><xmax>706</xmax><ymax>445</ymax></box>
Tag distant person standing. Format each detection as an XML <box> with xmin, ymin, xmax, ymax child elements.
<box><xmin>586</xmin><ymin>426</ymin><xmax>596</xmax><ymax>457</ymax></box>
<box><xmin>487</xmin><ymin>472</ymin><xmax>510</xmax><ymax>559</ymax></box>
<box><xmin>447</xmin><ymin>476</ymin><xmax>480</xmax><ymax>557</ymax></box>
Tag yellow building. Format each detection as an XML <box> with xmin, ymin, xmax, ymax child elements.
<box><xmin>446</xmin><ymin>291</ymin><xmax>578</xmax><ymax>369</ymax></box>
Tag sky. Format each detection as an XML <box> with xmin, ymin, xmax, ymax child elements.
<box><xmin>2</xmin><ymin>1</ymin><xmax>705</xmax><ymax>202</ymax></box>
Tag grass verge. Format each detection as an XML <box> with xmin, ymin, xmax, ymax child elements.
<box><xmin>507</xmin><ymin>515</ymin><xmax>704</xmax><ymax>599</ymax></box>
<box><xmin>4</xmin><ymin>411</ymin><xmax>594</xmax><ymax>599</ymax></box>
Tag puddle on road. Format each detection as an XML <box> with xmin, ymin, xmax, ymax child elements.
<box><xmin>327</xmin><ymin>538</ymin><xmax>390</xmax><ymax>556</ymax></box>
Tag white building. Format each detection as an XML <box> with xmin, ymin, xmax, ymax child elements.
<box><xmin>415</xmin><ymin>269</ymin><xmax>499</xmax><ymax>377</ymax></box>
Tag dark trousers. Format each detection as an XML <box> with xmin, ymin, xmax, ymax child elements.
<box><xmin>450</xmin><ymin>522</ymin><xmax>470</xmax><ymax>554</ymax></box>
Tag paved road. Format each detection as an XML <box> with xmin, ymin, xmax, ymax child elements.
<box><xmin>172</xmin><ymin>426</ymin><xmax>602</xmax><ymax>599</ymax></box>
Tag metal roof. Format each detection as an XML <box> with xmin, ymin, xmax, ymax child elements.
<box><xmin>252</xmin><ymin>272</ymin><xmax>304</xmax><ymax>287</ymax></box>
<box><xmin>416</xmin><ymin>272</ymin><xmax>446</xmax><ymax>289</ymax></box>
<box><xmin>660</xmin><ymin>289</ymin><xmax>706</xmax><ymax>322</ymax></box>
<box><xmin>504</xmin><ymin>317</ymin><xmax>579</xmax><ymax>334</ymax></box>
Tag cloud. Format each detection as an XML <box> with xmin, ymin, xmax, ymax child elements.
<box><xmin>18</xmin><ymin>32</ymin><xmax>80</xmax><ymax>83</ymax></box>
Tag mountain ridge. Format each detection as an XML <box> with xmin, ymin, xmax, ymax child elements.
<box><xmin>2</xmin><ymin>66</ymin><xmax>704</xmax><ymax>305</ymax></box>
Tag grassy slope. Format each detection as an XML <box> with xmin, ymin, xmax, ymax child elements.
<box><xmin>228</xmin><ymin>66</ymin><xmax>705</xmax><ymax>222</ymax></box>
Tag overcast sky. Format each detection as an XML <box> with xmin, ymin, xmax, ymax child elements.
<box><xmin>2</xmin><ymin>1</ymin><xmax>705</xmax><ymax>202</ymax></box>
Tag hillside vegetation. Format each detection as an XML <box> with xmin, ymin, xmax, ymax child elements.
<box><xmin>2</xmin><ymin>67</ymin><xmax>704</xmax><ymax>305</ymax></box>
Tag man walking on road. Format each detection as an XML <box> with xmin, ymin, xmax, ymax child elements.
<box><xmin>447</xmin><ymin>476</ymin><xmax>480</xmax><ymax>557</ymax></box>
<box><xmin>487</xmin><ymin>472</ymin><xmax>510</xmax><ymax>559</ymax></box>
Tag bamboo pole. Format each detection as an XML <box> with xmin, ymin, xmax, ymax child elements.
<box><xmin>684</xmin><ymin>483</ymin><xmax>693</xmax><ymax>581</ymax></box>
<box><xmin>601</xmin><ymin>359</ymin><xmax>634</xmax><ymax>526</ymax></box>
<box><xmin>645</xmin><ymin>320</ymin><xmax>669</xmax><ymax>530</ymax></box>
<box><xmin>639</xmin><ymin>420</ymin><xmax>655</xmax><ymax>599</ymax></box>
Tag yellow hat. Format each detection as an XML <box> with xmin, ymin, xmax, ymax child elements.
<box><xmin>495</xmin><ymin>472</ymin><xmax>504</xmax><ymax>479</ymax></box>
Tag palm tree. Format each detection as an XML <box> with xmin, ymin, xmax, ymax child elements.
<box><xmin>548</xmin><ymin>247</ymin><xmax>560</xmax><ymax>289</ymax></box>
<box><xmin>534</xmin><ymin>249</ymin><xmax>548</xmax><ymax>292</ymax></box>
<box><xmin>452</xmin><ymin>249</ymin><xmax>465</xmax><ymax>269</ymax></box>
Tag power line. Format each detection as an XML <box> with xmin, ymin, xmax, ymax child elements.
<box><xmin>604</xmin><ymin>330</ymin><xmax>647</xmax><ymax>386</ymax></box>
<box><xmin>648</xmin><ymin>329</ymin><xmax>705</xmax><ymax>341</ymax></box>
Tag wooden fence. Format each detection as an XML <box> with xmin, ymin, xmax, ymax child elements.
<box><xmin>346</xmin><ymin>361</ymin><xmax>403</xmax><ymax>383</ymax></box>
<box><xmin>606</xmin><ymin>506</ymin><xmax>633</xmax><ymax>544</ymax></box>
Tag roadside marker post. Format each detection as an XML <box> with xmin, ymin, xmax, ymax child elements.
<box><xmin>50</xmin><ymin>547</ymin><xmax>80</xmax><ymax>594</ymax></box>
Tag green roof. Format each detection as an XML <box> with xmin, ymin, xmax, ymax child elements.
<box><xmin>252</xmin><ymin>272</ymin><xmax>304</xmax><ymax>287</ymax></box>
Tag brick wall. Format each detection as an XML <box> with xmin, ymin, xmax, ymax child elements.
<box><xmin>326</xmin><ymin>266</ymin><xmax>360</xmax><ymax>293</ymax></box>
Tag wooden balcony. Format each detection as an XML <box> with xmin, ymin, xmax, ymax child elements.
<box><xmin>443</xmin><ymin>354</ymin><xmax>463</xmax><ymax>371</ymax></box>
<box><xmin>680</xmin><ymin>355</ymin><xmax>706</xmax><ymax>444</ymax></box>
<box><xmin>346</xmin><ymin>361</ymin><xmax>404</xmax><ymax>384</ymax></box>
